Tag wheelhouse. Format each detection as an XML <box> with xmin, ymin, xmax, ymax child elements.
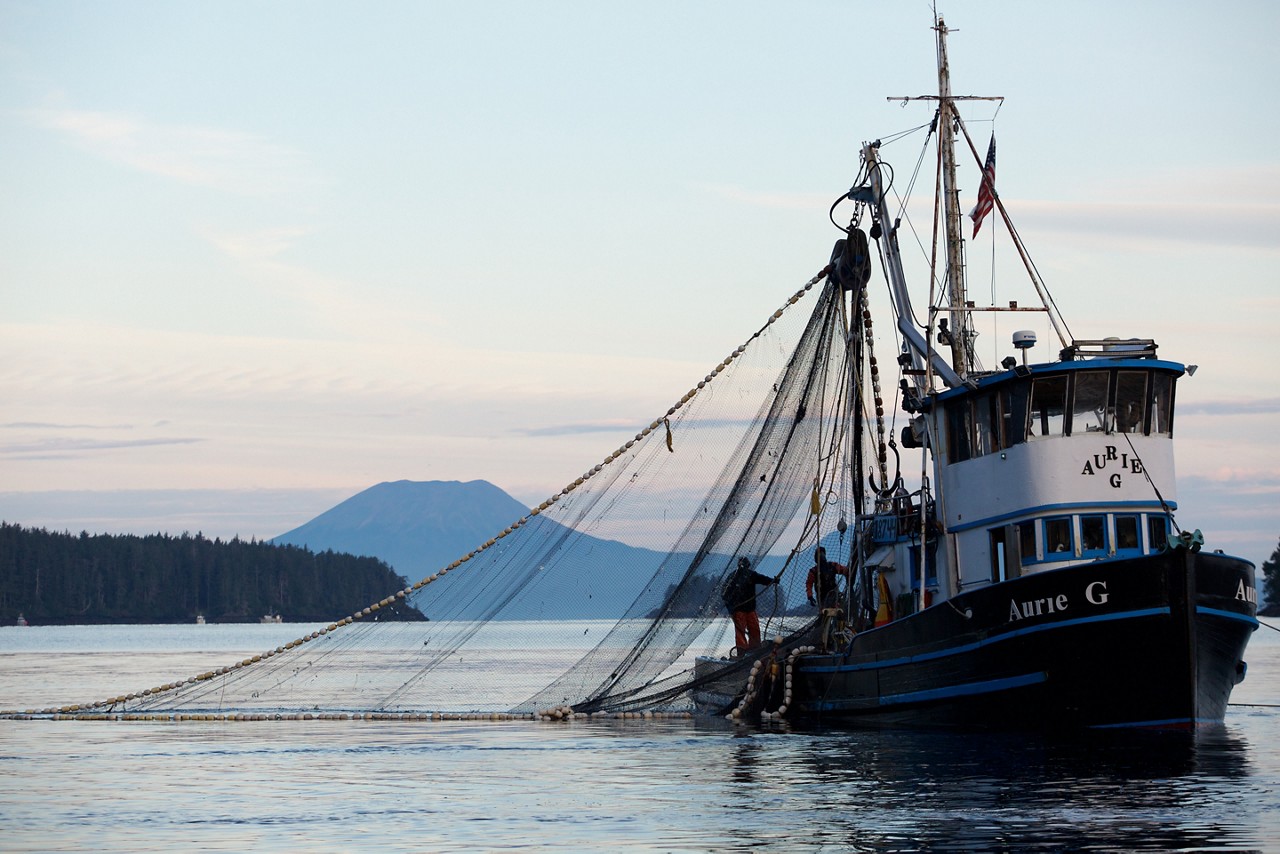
<box><xmin>940</xmin><ymin>359</ymin><xmax>1180</xmax><ymax>465</ymax></box>
<box><xmin>919</xmin><ymin>355</ymin><xmax>1187</xmax><ymax>594</ymax></box>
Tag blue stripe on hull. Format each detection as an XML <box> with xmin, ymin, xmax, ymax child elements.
<box><xmin>1196</xmin><ymin>606</ymin><xmax>1259</xmax><ymax>627</ymax></box>
<box><xmin>803</xmin><ymin>607</ymin><xmax>1172</xmax><ymax>675</ymax></box>
<box><xmin>1085</xmin><ymin>717</ymin><xmax>1228</xmax><ymax>730</ymax></box>
<box><xmin>880</xmin><ymin>672</ymin><xmax>1047</xmax><ymax>707</ymax></box>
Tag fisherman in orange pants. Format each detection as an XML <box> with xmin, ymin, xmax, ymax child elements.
<box><xmin>722</xmin><ymin>556</ymin><xmax>778</xmax><ymax>653</ymax></box>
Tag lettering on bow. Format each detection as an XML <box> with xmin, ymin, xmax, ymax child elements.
<box><xmin>1008</xmin><ymin>581</ymin><xmax>1110</xmax><ymax>623</ymax></box>
<box><xmin>1009</xmin><ymin>593</ymin><xmax>1069</xmax><ymax>622</ymax></box>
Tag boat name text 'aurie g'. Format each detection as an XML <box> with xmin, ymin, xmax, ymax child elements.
<box><xmin>1008</xmin><ymin>580</ymin><xmax>1111</xmax><ymax>622</ymax></box>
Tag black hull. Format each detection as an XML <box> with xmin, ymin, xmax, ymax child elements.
<box><xmin>790</xmin><ymin>549</ymin><xmax>1257</xmax><ymax>729</ymax></box>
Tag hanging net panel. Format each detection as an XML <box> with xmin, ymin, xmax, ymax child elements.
<box><xmin>51</xmin><ymin>271</ymin><xmax>867</xmax><ymax>719</ymax></box>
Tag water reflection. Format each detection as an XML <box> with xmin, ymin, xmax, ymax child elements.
<box><xmin>723</xmin><ymin>724</ymin><xmax>1261</xmax><ymax>852</ymax></box>
<box><xmin>3</xmin><ymin>622</ymin><xmax>1275</xmax><ymax>853</ymax></box>
<box><xmin>0</xmin><ymin>716</ymin><xmax>1271</xmax><ymax>853</ymax></box>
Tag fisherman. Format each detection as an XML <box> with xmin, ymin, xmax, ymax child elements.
<box><xmin>805</xmin><ymin>546</ymin><xmax>850</xmax><ymax>609</ymax></box>
<box><xmin>722</xmin><ymin>556</ymin><xmax>778</xmax><ymax>653</ymax></box>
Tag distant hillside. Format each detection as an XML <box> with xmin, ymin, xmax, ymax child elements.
<box><xmin>0</xmin><ymin>523</ymin><xmax>424</xmax><ymax>625</ymax></box>
<box><xmin>272</xmin><ymin>479</ymin><xmax>667</xmax><ymax>618</ymax></box>
<box><xmin>270</xmin><ymin>480</ymin><xmax>808</xmax><ymax>620</ymax></box>
<box><xmin>272</xmin><ymin>480</ymin><xmax>531</xmax><ymax>579</ymax></box>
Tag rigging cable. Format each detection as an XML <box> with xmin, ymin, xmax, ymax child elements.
<box><xmin>1119</xmin><ymin>430</ymin><xmax>1183</xmax><ymax>536</ymax></box>
<box><xmin>876</xmin><ymin>121</ymin><xmax>934</xmax><ymax>148</ymax></box>
<box><xmin>889</xmin><ymin>123</ymin><xmax>943</xmax><ymax>334</ymax></box>
<box><xmin>953</xmin><ymin>114</ymin><xmax>1075</xmax><ymax>346</ymax></box>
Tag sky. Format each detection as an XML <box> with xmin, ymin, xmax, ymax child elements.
<box><xmin>1</xmin><ymin>1</ymin><xmax>1277</xmax><ymax>570</ymax></box>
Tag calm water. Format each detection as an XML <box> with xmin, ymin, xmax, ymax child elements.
<box><xmin>2</xmin><ymin>621</ymin><xmax>1278</xmax><ymax>852</ymax></box>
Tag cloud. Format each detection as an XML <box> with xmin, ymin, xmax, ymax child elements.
<box><xmin>703</xmin><ymin>165</ymin><xmax>1280</xmax><ymax>253</ymax></box>
<box><xmin>1012</xmin><ymin>199</ymin><xmax>1280</xmax><ymax>253</ymax></box>
<box><xmin>0</xmin><ymin>437</ymin><xmax>203</xmax><ymax>457</ymax></box>
<box><xmin>994</xmin><ymin>163</ymin><xmax>1280</xmax><ymax>252</ymax></box>
<box><xmin>2</xmin><ymin>421</ymin><xmax>135</xmax><ymax>430</ymax></box>
<box><xmin>1183</xmin><ymin>468</ymin><xmax>1280</xmax><ymax>490</ymax></box>
<box><xmin>1177</xmin><ymin>397</ymin><xmax>1280</xmax><ymax>416</ymax></box>
<box><xmin>1176</xmin><ymin>471</ymin><xmax>1280</xmax><ymax>567</ymax></box>
<box><xmin>512</xmin><ymin>421</ymin><xmax>642</xmax><ymax>438</ymax></box>
<box><xmin>0</xmin><ymin>487</ymin><xmax>357</xmax><ymax>539</ymax></box>
<box><xmin>202</xmin><ymin>226</ymin><xmax>313</xmax><ymax>263</ymax></box>
<box><xmin>22</xmin><ymin>108</ymin><xmax>316</xmax><ymax>197</ymax></box>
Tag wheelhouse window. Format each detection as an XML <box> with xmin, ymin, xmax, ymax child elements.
<box><xmin>1003</xmin><ymin>385</ymin><xmax>1027</xmax><ymax>447</ymax></box>
<box><xmin>1115</xmin><ymin>371</ymin><xmax>1148</xmax><ymax>434</ymax></box>
<box><xmin>989</xmin><ymin>527</ymin><xmax>1006</xmax><ymax>583</ymax></box>
<box><xmin>1080</xmin><ymin>514</ymin><xmax>1107</xmax><ymax>557</ymax></box>
<box><xmin>973</xmin><ymin>393</ymin><xmax>999</xmax><ymax>457</ymax></box>
<box><xmin>1044</xmin><ymin>517</ymin><xmax>1073</xmax><ymax>557</ymax></box>
<box><xmin>1115</xmin><ymin>514</ymin><xmax>1141</xmax><ymax>555</ymax></box>
<box><xmin>1019</xmin><ymin>512</ymin><xmax>1164</xmax><ymax>564</ymax></box>
<box><xmin>1151</xmin><ymin>373</ymin><xmax>1175</xmax><ymax>435</ymax></box>
<box><xmin>1071</xmin><ymin>371</ymin><xmax>1110</xmax><ymax>435</ymax></box>
<box><xmin>948</xmin><ymin>390</ymin><xmax>1016</xmax><ymax>464</ymax></box>
<box><xmin>1147</xmin><ymin>514</ymin><xmax>1169</xmax><ymax>551</ymax></box>
<box><xmin>948</xmin><ymin>401</ymin><xmax>973</xmax><ymax>463</ymax></box>
<box><xmin>1028</xmin><ymin>376</ymin><xmax>1068</xmax><ymax>439</ymax></box>
<box><xmin>1018</xmin><ymin>521</ymin><xmax>1037</xmax><ymax>563</ymax></box>
<box><xmin>944</xmin><ymin>366</ymin><xmax>1176</xmax><ymax>466</ymax></box>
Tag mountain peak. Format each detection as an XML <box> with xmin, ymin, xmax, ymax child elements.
<box><xmin>272</xmin><ymin>480</ymin><xmax>529</xmax><ymax>576</ymax></box>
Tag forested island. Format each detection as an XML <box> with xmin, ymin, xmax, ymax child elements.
<box><xmin>0</xmin><ymin>523</ymin><xmax>424</xmax><ymax>625</ymax></box>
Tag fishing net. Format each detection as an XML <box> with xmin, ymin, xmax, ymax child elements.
<box><xmin>56</xmin><ymin>270</ymin><xmax>878</xmax><ymax>718</ymax></box>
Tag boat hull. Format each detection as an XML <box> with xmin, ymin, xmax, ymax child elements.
<box><xmin>789</xmin><ymin>549</ymin><xmax>1257</xmax><ymax>729</ymax></box>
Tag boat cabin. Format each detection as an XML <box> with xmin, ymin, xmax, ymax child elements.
<box><xmin>873</xmin><ymin>343</ymin><xmax>1187</xmax><ymax>610</ymax></box>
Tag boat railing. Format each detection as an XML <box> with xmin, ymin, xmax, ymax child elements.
<box><xmin>1062</xmin><ymin>338</ymin><xmax>1158</xmax><ymax>360</ymax></box>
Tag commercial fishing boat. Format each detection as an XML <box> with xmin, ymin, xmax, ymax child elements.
<box><xmin>34</xmin><ymin>19</ymin><xmax>1256</xmax><ymax>729</ymax></box>
<box><xmin>698</xmin><ymin>18</ymin><xmax>1259</xmax><ymax>730</ymax></box>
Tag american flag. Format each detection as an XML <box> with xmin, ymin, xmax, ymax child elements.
<box><xmin>969</xmin><ymin>134</ymin><xmax>996</xmax><ymax>238</ymax></box>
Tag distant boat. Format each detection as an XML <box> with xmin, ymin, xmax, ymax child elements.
<box><xmin>195</xmin><ymin>615</ymin><xmax>206</xmax><ymax>625</ymax></box>
<box><xmin>260</xmin><ymin>614</ymin><xmax>282</xmax><ymax>624</ymax></box>
<box><xmin>15</xmin><ymin>613</ymin><xmax>28</xmax><ymax>627</ymax></box>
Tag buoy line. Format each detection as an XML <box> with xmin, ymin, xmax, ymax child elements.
<box><xmin>727</xmin><ymin>644</ymin><xmax>816</xmax><ymax>723</ymax></box>
<box><xmin>0</xmin><ymin>708</ymin><xmax>700</xmax><ymax>723</ymax></box>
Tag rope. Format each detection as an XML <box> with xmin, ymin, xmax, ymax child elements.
<box><xmin>952</xmin><ymin>114</ymin><xmax>1073</xmax><ymax>348</ymax></box>
<box><xmin>1119</xmin><ymin>431</ymin><xmax>1181</xmax><ymax>536</ymax></box>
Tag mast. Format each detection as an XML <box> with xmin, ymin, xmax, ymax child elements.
<box><xmin>936</xmin><ymin>17</ymin><xmax>970</xmax><ymax>378</ymax></box>
<box><xmin>878</xmin><ymin>18</ymin><xmax>1002</xmax><ymax>391</ymax></box>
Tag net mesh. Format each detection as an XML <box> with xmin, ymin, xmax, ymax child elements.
<box><xmin>72</xmin><ymin>271</ymin><xmax>873</xmax><ymax>718</ymax></box>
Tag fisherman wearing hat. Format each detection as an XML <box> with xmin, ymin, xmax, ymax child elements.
<box><xmin>722</xmin><ymin>556</ymin><xmax>778</xmax><ymax>653</ymax></box>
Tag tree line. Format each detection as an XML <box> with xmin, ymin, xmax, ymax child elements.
<box><xmin>1262</xmin><ymin>538</ymin><xmax>1280</xmax><ymax>617</ymax></box>
<box><xmin>0</xmin><ymin>523</ymin><xmax>424</xmax><ymax>625</ymax></box>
